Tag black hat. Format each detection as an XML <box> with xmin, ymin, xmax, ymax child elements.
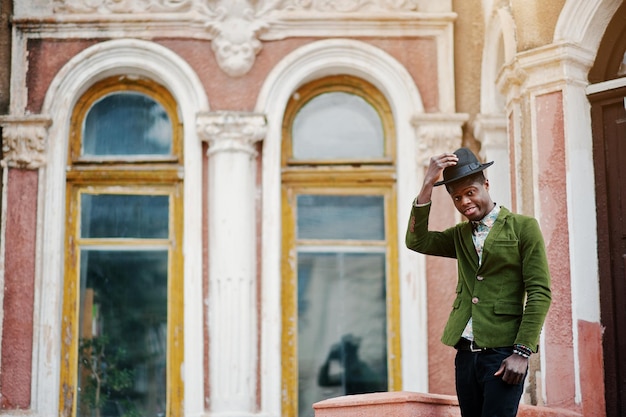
<box><xmin>434</xmin><ymin>147</ymin><xmax>494</xmax><ymax>186</ymax></box>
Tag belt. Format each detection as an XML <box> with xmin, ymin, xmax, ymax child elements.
<box><xmin>455</xmin><ymin>338</ymin><xmax>489</xmax><ymax>353</ymax></box>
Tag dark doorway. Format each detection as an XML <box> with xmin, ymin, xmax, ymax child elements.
<box><xmin>588</xmin><ymin>3</ymin><xmax>626</xmax><ymax>416</ymax></box>
<box><xmin>590</xmin><ymin>87</ymin><xmax>626</xmax><ymax>417</ymax></box>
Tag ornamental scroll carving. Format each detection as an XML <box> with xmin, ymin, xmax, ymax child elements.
<box><xmin>52</xmin><ymin>0</ymin><xmax>419</xmax><ymax>14</ymax></box>
<box><xmin>196</xmin><ymin>1</ymin><xmax>278</xmax><ymax>78</ymax></box>
<box><xmin>277</xmin><ymin>0</ymin><xmax>418</xmax><ymax>12</ymax></box>
<box><xmin>51</xmin><ymin>0</ymin><xmax>420</xmax><ymax>77</ymax></box>
<box><xmin>52</xmin><ymin>0</ymin><xmax>194</xmax><ymax>13</ymax></box>
<box><xmin>197</xmin><ymin>111</ymin><xmax>267</xmax><ymax>158</ymax></box>
<box><xmin>0</xmin><ymin>116</ymin><xmax>52</xmax><ymax>169</ymax></box>
<box><xmin>412</xmin><ymin>113</ymin><xmax>468</xmax><ymax>166</ymax></box>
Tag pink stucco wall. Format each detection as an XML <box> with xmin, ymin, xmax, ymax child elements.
<box><xmin>425</xmin><ymin>186</ymin><xmax>459</xmax><ymax>395</ymax></box>
<box><xmin>312</xmin><ymin>391</ymin><xmax>584</xmax><ymax>417</ymax></box>
<box><xmin>1</xmin><ymin>169</ymin><xmax>38</xmax><ymax>409</ymax></box>
<box><xmin>25</xmin><ymin>37</ymin><xmax>440</xmax><ymax>115</ymax></box>
<box><xmin>534</xmin><ymin>91</ymin><xmax>577</xmax><ymax>412</ymax></box>
<box><xmin>26</xmin><ymin>38</ymin><xmax>98</xmax><ymax>114</ymax></box>
<box><xmin>314</xmin><ymin>391</ymin><xmax>461</xmax><ymax>417</ymax></box>
<box><xmin>578</xmin><ymin>320</ymin><xmax>605</xmax><ymax>416</ymax></box>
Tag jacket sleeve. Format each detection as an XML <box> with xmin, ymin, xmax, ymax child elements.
<box><xmin>515</xmin><ymin>217</ymin><xmax>552</xmax><ymax>351</ymax></box>
<box><xmin>405</xmin><ymin>202</ymin><xmax>457</xmax><ymax>259</ymax></box>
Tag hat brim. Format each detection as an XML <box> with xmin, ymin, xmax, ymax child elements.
<box><xmin>434</xmin><ymin>161</ymin><xmax>494</xmax><ymax>186</ymax></box>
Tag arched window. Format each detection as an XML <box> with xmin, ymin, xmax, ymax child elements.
<box><xmin>60</xmin><ymin>77</ymin><xmax>184</xmax><ymax>417</ymax></box>
<box><xmin>281</xmin><ymin>75</ymin><xmax>401</xmax><ymax>417</ymax></box>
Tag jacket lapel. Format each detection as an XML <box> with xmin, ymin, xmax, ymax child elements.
<box><xmin>461</xmin><ymin>222</ymin><xmax>479</xmax><ymax>268</ymax></box>
<box><xmin>479</xmin><ymin>207</ymin><xmax>510</xmax><ymax>268</ymax></box>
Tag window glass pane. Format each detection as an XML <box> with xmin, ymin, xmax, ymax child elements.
<box><xmin>292</xmin><ymin>92</ymin><xmax>384</xmax><ymax>160</ymax></box>
<box><xmin>83</xmin><ymin>92</ymin><xmax>172</xmax><ymax>156</ymax></box>
<box><xmin>297</xmin><ymin>252</ymin><xmax>388</xmax><ymax>417</ymax></box>
<box><xmin>297</xmin><ymin>195</ymin><xmax>385</xmax><ymax>241</ymax></box>
<box><xmin>81</xmin><ymin>194</ymin><xmax>169</xmax><ymax>239</ymax></box>
<box><xmin>77</xmin><ymin>249</ymin><xmax>168</xmax><ymax>417</ymax></box>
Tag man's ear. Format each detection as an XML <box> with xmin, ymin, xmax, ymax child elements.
<box><xmin>484</xmin><ymin>178</ymin><xmax>490</xmax><ymax>190</ymax></box>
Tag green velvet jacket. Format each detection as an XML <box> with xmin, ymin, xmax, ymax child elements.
<box><xmin>406</xmin><ymin>203</ymin><xmax>552</xmax><ymax>352</ymax></box>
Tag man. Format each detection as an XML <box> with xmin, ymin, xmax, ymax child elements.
<box><xmin>405</xmin><ymin>148</ymin><xmax>552</xmax><ymax>417</ymax></box>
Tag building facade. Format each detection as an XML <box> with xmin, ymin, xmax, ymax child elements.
<box><xmin>0</xmin><ymin>0</ymin><xmax>624</xmax><ymax>416</ymax></box>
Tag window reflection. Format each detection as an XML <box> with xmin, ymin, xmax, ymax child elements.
<box><xmin>297</xmin><ymin>195</ymin><xmax>385</xmax><ymax>241</ymax></box>
<box><xmin>78</xmin><ymin>249</ymin><xmax>168</xmax><ymax>417</ymax></box>
<box><xmin>83</xmin><ymin>92</ymin><xmax>172</xmax><ymax>156</ymax></box>
<box><xmin>297</xmin><ymin>252</ymin><xmax>388</xmax><ymax>417</ymax></box>
<box><xmin>63</xmin><ymin>76</ymin><xmax>183</xmax><ymax>417</ymax></box>
<box><xmin>292</xmin><ymin>92</ymin><xmax>384</xmax><ymax>160</ymax></box>
<box><xmin>282</xmin><ymin>75</ymin><xmax>397</xmax><ymax>417</ymax></box>
<box><xmin>81</xmin><ymin>194</ymin><xmax>169</xmax><ymax>239</ymax></box>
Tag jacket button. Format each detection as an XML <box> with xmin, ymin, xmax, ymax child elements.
<box><xmin>477</xmin><ymin>276</ymin><xmax>484</xmax><ymax>281</ymax></box>
<box><xmin>472</xmin><ymin>297</ymin><xmax>479</xmax><ymax>304</ymax></box>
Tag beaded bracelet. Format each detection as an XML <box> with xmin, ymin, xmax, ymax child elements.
<box><xmin>513</xmin><ymin>344</ymin><xmax>532</xmax><ymax>358</ymax></box>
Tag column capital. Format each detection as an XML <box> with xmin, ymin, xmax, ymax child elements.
<box><xmin>411</xmin><ymin>113</ymin><xmax>468</xmax><ymax>166</ymax></box>
<box><xmin>473</xmin><ymin>113</ymin><xmax>508</xmax><ymax>149</ymax></box>
<box><xmin>497</xmin><ymin>42</ymin><xmax>595</xmax><ymax>101</ymax></box>
<box><xmin>0</xmin><ymin>115</ymin><xmax>52</xmax><ymax>169</ymax></box>
<box><xmin>197</xmin><ymin>111</ymin><xmax>267</xmax><ymax>157</ymax></box>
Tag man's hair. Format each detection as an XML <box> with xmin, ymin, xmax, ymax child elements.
<box><xmin>445</xmin><ymin>171</ymin><xmax>486</xmax><ymax>193</ymax></box>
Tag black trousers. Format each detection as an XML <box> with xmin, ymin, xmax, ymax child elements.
<box><xmin>454</xmin><ymin>346</ymin><xmax>526</xmax><ymax>417</ymax></box>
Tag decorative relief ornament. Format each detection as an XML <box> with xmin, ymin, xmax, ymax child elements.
<box><xmin>51</xmin><ymin>0</ymin><xmax>421</xmax><ymax>76</ymax></box>
<box><xmin>411</xmin><ymin>113</ymin><xmax>467</xmax><ymax>166</ymax></box>
<box><xmin>197</xmin><ymin>111</ymin><xmax>267</xmax><ymax>157</ymax></box>
<box><xmin>0</xmin><ymin>116</ymin><xmax>52</xmax><ymax>169</ymax></box>
<box><xmin>52</xmin><ymin>0</ymin><xmax>418</xmax><ymax>13</ymax></box>
<box><xmin>196</xmin><ymin>0</ymin><xmax>280</xmax><ymax>77</ymax></box>
<box><xmin>277</xmin><ymin>0</ymin><xmax>418</xmax><ymax>12</ymax></box>
<box><xmin>52</xmin><ymin>0</ymin><xmax>193</xmax><ymax>13</ymax></box>
<box><xmin>497</xmin><ymin>62</ymin><xmax>527</xmax><ymax>99</ymax></box>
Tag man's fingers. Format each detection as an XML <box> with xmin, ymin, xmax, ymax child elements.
<box><xmin>495</xmin><ymin>356</ymin><xmax>528</xmax><ymax>384</ymax></box>
<box><xmin>431</xmin><ymin>153</ymin><xmax>458</xmax><ymax>168</ymax></box>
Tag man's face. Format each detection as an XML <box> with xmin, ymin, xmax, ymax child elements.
<box><xmin>447</xmin><ymin>176</ymin><xmax>493</xmax><ymax>221</ymax></box>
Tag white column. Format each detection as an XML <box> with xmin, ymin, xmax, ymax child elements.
<box><xmin>197</xmin><ymin>111</ymin><xmax>266</xmax><ymax>416</ymax></box>
<box><xmin>408</xmin><ymin>112</ymin><xmax>466</xmax><ymax>390</ymax></box>
<box><xmin>474</xmin><ymin>113</ymin><xmax>511</xmax><ymax>208</ymax></box>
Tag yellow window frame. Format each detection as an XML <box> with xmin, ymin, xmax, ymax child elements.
<box><xmin>280</xmin><ymin>75</ymin><xmax>401</xmax><ymax>417</ymax></box>
<box><xmin>59</xmin><ymin>77</ymin><xmax>184</xmax><ymax>417</ymax></box>
<box><xmin>282</xmin><ymin>75</ymin><xmax>395</xmax><ymax>167</ymax></box>
<box><xmin>69</xmin><ymin>76</ymin><xmax>182</xmax><ymax>165</ymax></box>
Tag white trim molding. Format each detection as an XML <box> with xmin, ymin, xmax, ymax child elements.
<box><xmin>555</xmin><ymin>0</ymin><xmax>623</xmax><ymax>50</ymax></box>
<box><xmin>256</xmin><ymin>39</ymin><xmax>433</xmax><ymax>415</ymax></box>
<box><xmin>26</xmin><ymin>38</ymin><xmax>208</xmax><ymax>417</ymax></box>
<box><xmin>14</xmin><ymin>1</ymin><xmax>457</xmax><ymax>89</ymax></box>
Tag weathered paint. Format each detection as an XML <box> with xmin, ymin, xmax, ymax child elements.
<box><xmin>535</xmin><ymin>91</ymin><xmax>577</xmax><ymax>411</ymax></box>
<box><xmin>1</xmin><ymin>169</ymin><xmax>38</xmax><ymax>409</ymax></box>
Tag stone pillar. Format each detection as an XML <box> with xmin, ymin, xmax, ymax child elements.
<box><xmin>197</xmin><ymin>111</ymin><xmax>266</xmax><ymax>415</ymax></box>
<box><xmin>410</xmin><ymin>113</ymin><xmax>466</xmax><ymax>395</ymax></box>
<box><xmin>474</xmin><ymin>113</ymin><xmax>510</xmax><ymax>208</ymax></box>
<box><xmin>497</xmin><ymin>42</ymin><xmax>597</xmax><ymax>412</ymax></box>
<box><xmin>0</xmin><ymin>115</ymin><xmax>50</xmax><ymax>409</ymax></box>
